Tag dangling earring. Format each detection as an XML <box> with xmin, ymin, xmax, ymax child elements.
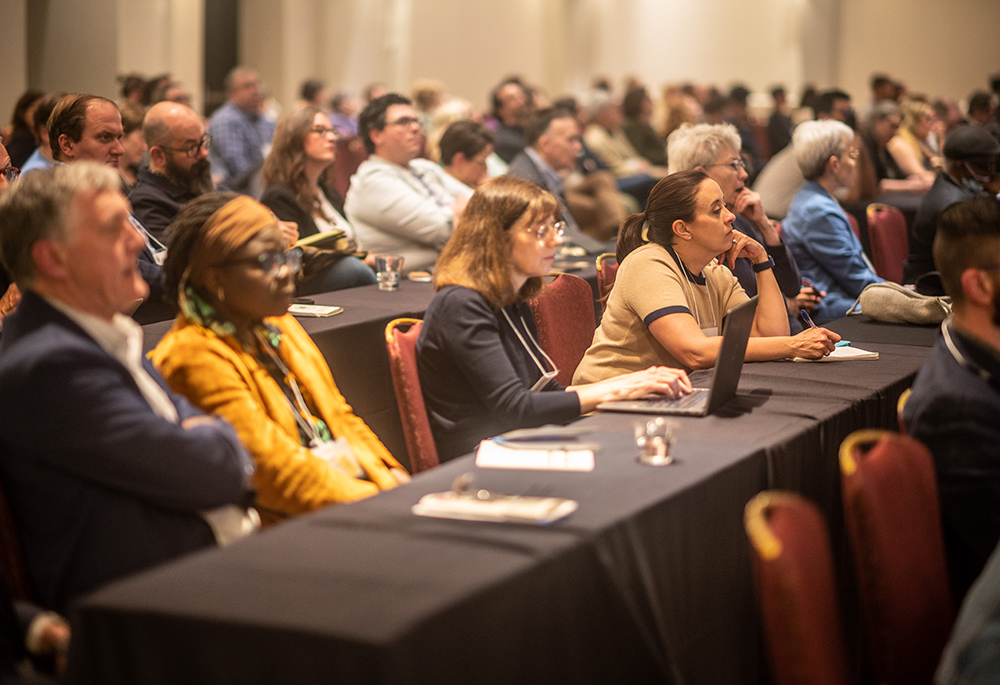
<box><xmin>216</xmin><ymin>286</ymin><xmax>226</xmax><ymax>303</ymax></box>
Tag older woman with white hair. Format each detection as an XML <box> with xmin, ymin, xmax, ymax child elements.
<box><xmin>780</xmin><ymin>120</ymin><xmax>884</xmax><ymax>324</ymax></box>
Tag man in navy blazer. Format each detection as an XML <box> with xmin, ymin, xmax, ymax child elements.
<box><xmin>0</xmin><ymin>163</ymin><xmax>255</xmax><ymax>613</ymax></box>
<box><xmin>904</xmin><ymin>196</ymin><xmax>1000</xmax><ymax>603</ymax></box>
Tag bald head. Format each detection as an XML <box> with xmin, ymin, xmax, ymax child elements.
<box><xmin>144</xmin><ymin>102</ymin><xmax>207</xmax><ymax>175</ymax></box>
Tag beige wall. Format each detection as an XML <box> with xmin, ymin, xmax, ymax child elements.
<box><xmin>4</xmin><ymin>0</ymin><xmax>999</xmax><ymax>127</ymax></box>
<box><xmin>838</xmin><ymin>0</ymin><xmax>1000</xmax><ymax>107</ymax></box>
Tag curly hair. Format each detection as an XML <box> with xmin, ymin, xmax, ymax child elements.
<box><xmin>433</xmin><ymin>176</ymin><xmax>558</xmax><ymax>309</ymax></box>
<box><xmin>260</xmin><ymin>107</ymin><xmax>331</xmax><ymax>218</ymax></box>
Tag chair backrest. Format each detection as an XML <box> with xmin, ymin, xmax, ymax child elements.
<box><xmin>846</xmin><ymin>212</ymin><xmax>861</xmax><ymax>241</ymax></box>
<box><xmin>839</xmin><ymin>429</ymin><xmax>954</xmax><ymax>685</ymax></box>
<box><xmin>384</xmin><ymin>318</ymin><xmax>439</xmax><ymax>473</ymax></box>
<box><xmin>595</xmin><ymin>253</ymin><xmax>619</xmax><ymax>312</ymax></box>
<box><xmin>866</xmin><ymin>203</ymin><xmax>908</xmax><ymax>284</ymax></box>
<box><xmin>332</xmin><ymin>136</ymin><xmax>369</xmax><ymax>198</ymax></box>
<box><xmin>896</xmin><ymin>387</ymin><xmax>912</xmax><ymax>434</ymax></box>
<box><xmin>745</xmin><ymin>491</ymin><xmax>849</xmax><ymax>685</ymax></box>
<box><xmin>528</xmin><ymin>273</ymin><xmax>597</xmax><ymax>386</ymax></box>
<box><xmin>0</xmin><ymin>475</ymin><xmax>33</xmax><ymax>602</ymax></box>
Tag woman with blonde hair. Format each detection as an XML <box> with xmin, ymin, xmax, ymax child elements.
<box><xmin>886</xmin><ymin>98</ymin><xmax>940</xmax><ymax>184</ymax></box>
<box><xmin>152</xmin><ymin>193</ymin><xmax>408</xmax><ymax>524</ymax></box>
<box><xmin>260</xmin><ymin>106</ymin><xmax>376</xmax><ymax>293</ymax></box>
<box><xmin>417</xmin><ymin>175</ymin><xmax>691</xmax><ymax>462</ymax></box>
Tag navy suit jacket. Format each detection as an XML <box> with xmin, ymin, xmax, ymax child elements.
<box><xmin>0</xmin><ymin>292</ymin><xmax>253</xmax><ymax>612</ymax></box>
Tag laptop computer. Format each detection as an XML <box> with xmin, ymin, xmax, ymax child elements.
<box><xmin>596</xmin><ymin>295</ymin><xmax>758</xmax><ymax>416</ymax></box>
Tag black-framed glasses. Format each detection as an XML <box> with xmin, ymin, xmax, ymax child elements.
<box><xmin>161</xmin><ymin>133</ymin><xmax>212</xmax><ymax>158</ymax></box>
<box><xmin>218</xmin><ymin>247</ymin><xmax>303</xmax><ymax>277</ymax></box>
<box><xmin>309</xmin><ymin>125</ymin><xmax>339</xmax><ymax>140</ymax></box>
<box><xmin>708</xmin><ymin>159</ymin><xmax>746</xmax><ymax>172</ymax></box>
<box><xmin>0</xmin><ymin>165</ymin><xmax>20</xmax><ymax>183</ymax></box>
<box><xmin>385</xmin><ymin>116</ymin><xmax>421</xmax><ymax>129</ymax></box>
<box><xmin>524</xmin><ymin>221</ymin><xmax>566</xmax><ymax>241</ymax></box>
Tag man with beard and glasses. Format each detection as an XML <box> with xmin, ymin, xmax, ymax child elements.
<box><xmin>904</xmin><ymin>196</ymin><xmax>1000</xmax><ymax>604</ymax></box>
<box><xmin>130</xmin><ymin>102</ymin><xmax>215</xmax><ymax>241</ymax></box>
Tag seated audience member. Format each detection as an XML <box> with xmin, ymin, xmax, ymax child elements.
<box><xmin>781</xmin><ymin>121</ymin><xmax>883</xmax><ymax>323</ymax></box>
<box><xmin>0</xmin><ymin>141</ymin><xmax>22</xmax><ymax>329</ymax></box>
<box><xmin>766</xmin><ymin>86</ymin><xmax>794</xmax><ymax>156</ymax></box>
<box><xmin>129</xmin><ymin>101</ymin><xmax>214</xmax><ymax>240</ymax></box>
<box><xmin>667</xmin><ymin>123</ymin><xmax>811</xmax><ymax>311</ymax></box>
<box><xmin>886</xmin><ymin>98</ymin><xmax>940</xmax><ymax>185</ymax></box>
<box><xmin>50</xmin><ymin>94</ymin><xmax>170</xmax><ymax>323</ymax></box>
<box><xmin>574</xmin><ymin>171</ymin><xmax>836</xmax><ymax>383</ymax></box>
<box><xmin>18</xmin><ymin>93</ymin><xmax>62</xmax><ymax>175</ymax></box>
<box><xmin>904</xmin><ymin>196</ymin><xmax>1000</xmax><ymax>603</ymax></box>
<box><xmin>417</xmin><ymin>176</ymin><xmax>691</xmax><ymax>462</ymax></box>
<box><xmin>490</xmin><ymin>78</ymin><xmax>533</xmax><ymax>164</ymax></box>
<box><xmin>207</xmin><ymin>67</ymin><xmax>275</xmax><ymax>191</ymax></box>
<box><xmin>411</xmin><ymin>79</ymin><xmax>445</xmax><ymax>132</ymax></box>
<box><xmin>151</xmin><ymin>193</ymin><xmax>408</xmax><ymax>523</ymax></box>
<box><xmin>621</xmin><ymin>85</ymin><xmax>668</xmax><ymax>167</ymax></box>
<box><xmin>584</xmin><ymin>90</ymin><xmax>663</xmax><ymax>205</ymax></box>
<box><xmin>345</xmin><ymin>94</ymin><xmax>470</xmax><ymax>272</ymax></box>
<box><xmin>329</xmin><ymin>92</ymin><xmax>360</xmax><ymax>139</ymax></box>
<box><xmin>259</xmin><ymin>107</ymin><xmax>376</xmax><ymax>293</ymax></box>
<box><xmin>904</xmin><ymin>125</ymin><xmax>1000</xmax><ymax>285</ymax></box>
<box><xmin>0</xmin><ymin>164</ymin><xmax>255</xmax><ymax>612</ymax></box>
<box><xmin>967</xmin><ymin>90</ymin><xmax>1000</xmax><ymax>143</ymax></box>
<box><xmin>439</xmin><ymin>119</ymin><xmax>494</xmax><ymax>191</ymax></box>
<box><xmin>726</xmin><ymin>85</ymin><xmax>763</xmax><ymax>179</ymax></box>
<box><xmin>116</xmin><ymin>101</ymin><xmax>147</xmax><ymax>194</ymax></box>
<box><xmin>294</xmin><ymin>79</ymin><xmax>328</xmax><ymax>113</ymax></box>
<box><xmin>4</xmin><ymin>90</ymin><xmax>43</xmax><ymax>168</ymax></box>
<box><xmin>859</xmin><ymin>100</ymin><xmax>933</xmax><ymax>196</ymax></box>
<box><xmin>754</xmin><ymin>89</ymin><xmax>854</xmax><ymax>219</ymax></box>
<box><xmin>507</xmin><ymin>107</ymin><xmax>612</xmax><ymax>250</ymax></box>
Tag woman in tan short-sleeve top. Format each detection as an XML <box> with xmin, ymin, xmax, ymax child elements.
<box><xmin>574</xmin><ymin>171</ymin><xmax>839</xmax><ymax>383</ymax></box>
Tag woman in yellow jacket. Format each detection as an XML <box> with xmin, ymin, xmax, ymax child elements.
<box><xmin>151</xmin><ymin>192</ymin><xmax>407</xmax><ymax>524</ymax></box>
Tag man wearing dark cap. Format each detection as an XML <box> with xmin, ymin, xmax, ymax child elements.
<box><xmin>903</xmin><ymin>125</ymin><xmax>1000</xmax><ymax>285</ymax></box>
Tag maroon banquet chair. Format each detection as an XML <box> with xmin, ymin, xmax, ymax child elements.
<box><xmin>529</xmin><ymin>273</ymin><xmax>597</xmax><ymax>387</ymax></box>
<box><xmin>744</xmin><ymin>491</ymin><xmax>849</xmax><ymax>685</ymax></box>
<box><xmin>839</xmin><ymin>429</ymin><xmax>954</xmax><ymax>685</ymax></box>
<box><xmin>331</xmin><ymin>136</ymin><xmax>368</xmax><ymax>198</ymax></box>
<box><xmin>595</xmin><ymin>252</ymin><xmax>618</xmax><ymax>312</ymax></box>
<box><xmin>385</xmin><ymin>318</ymin><xmax>439</xmax><ymax>474</ymax></box>
<box><xmin>866</xmin><ymin>203</ymin><xmax>908</xmax><ymax>284</ymax></box>
<box><xmin>0</xmin><ymin>475</ymin><xmax>33</xmax><ymax>602</ymax></box>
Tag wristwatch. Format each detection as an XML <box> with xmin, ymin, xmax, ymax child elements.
<box><xmin>752</xmin><ymin>256</ymin><xmax>775</xmax><ymax>273</ymax></box>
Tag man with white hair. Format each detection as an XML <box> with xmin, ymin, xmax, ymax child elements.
<box><xmin>668</xmin><ymin>123</ymin><xmax>808</xmax><ymax>310</ymax></box>
<box><xmin>780</xmin><ymin>120</ymin><xmax>883</xmax><ymax>323</ymax></box>
<box><xmin>0</xmin><ymin>163</ymin><xmax>255</xmax><ymax>612</ymax></box>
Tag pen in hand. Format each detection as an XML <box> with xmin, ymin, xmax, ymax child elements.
<box><xmin>800</xmin><ymin>308</ymin><xmax>818</xmax><ymax>329</ymax></box>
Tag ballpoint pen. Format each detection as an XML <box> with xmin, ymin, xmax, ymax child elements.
<box><xmin>801</xmin><ymin>309</ymin><xmax>850</xmax><ymax>347</ymax></box>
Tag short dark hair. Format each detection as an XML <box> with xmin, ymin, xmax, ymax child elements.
<box><xmin>32</xmin><ymin>92</ymin><xmax>63</xmax><ymax>140</ymax></box>
<box><xmin>871</xmin><ymin>74</ymin><xmax>893</xmax><ymax>91</ymax></box>
<box><xmin>48</xmin><ymin>94</ymin><xmax>116</xmax><ymax>160</ymax></box>
<box><xmin>490</xmin><ymin>77</ymin><xmax>526</xmax><ymax>119</ymax></box>
<box><xmin>438</xmin><ymin>120</ymin><xmax>494</xmax><ymax>166</ymax></box>
<box><xmin>525</xmin><ymin>107</ymin><xmax>575</xmax><ymax>147</ymax></box>
<box><xmin>622</xmin><ymin>87</ymin><xmax>648</xmax><ymax>119</ymax></box>
<box><xmin>814</xmin><ymin>90</ymin><xmax>851</xmax><ymax>117</ymax></box>
<box><xmin>358</xmin><ymin>93</ymin><xmax>411</xmax><ymax>155</ymax></box>
<box><xmin>300</xmin><ymin>79</ymin><xmax>324</xmax><ymax>102</ymax></box>
<box><xmin>968</xmin><ymin>91</ymin><xmax>994</xmax><ymax>115</ymax></box>
<box><xmin>934</xmin><ymin>197</ymin><xmax>1000</xmax><ymax>306</ymax></box>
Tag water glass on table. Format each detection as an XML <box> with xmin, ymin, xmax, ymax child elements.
<box><xmin>634</xmin><ymin>417</ymin><xmax>678</xmax><ymax>466</ymax></box>
<box><xmin>374</xmin><ymin>254</ymin><xmax>404</xmax><ymax>291</ymax></box>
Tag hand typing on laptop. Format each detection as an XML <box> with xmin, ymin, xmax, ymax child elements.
<box><xmin>568</xmin><ymin>366</ymin><xmax>693</xmax><ymax>414</ymax></box>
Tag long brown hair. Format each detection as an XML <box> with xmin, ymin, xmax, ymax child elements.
<box><xmin>260</xmin><ymin>107</ymin><xmax>330</xmax><ymax>217</ymax></box>
<box><xmin>434</xmin><ymin>176</ymin><xmax>558</xmax><ymax>309</ymax></box>
<box><xmin>616</xmin><ymin>170</ymin><xmax>707</xmax><ymax>264</ymax></box>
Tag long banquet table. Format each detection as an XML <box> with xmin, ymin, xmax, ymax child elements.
<box><xmin>74</xmin><ymin>312</ymin><xmax>938</xmax><ymax>684</ymax></box>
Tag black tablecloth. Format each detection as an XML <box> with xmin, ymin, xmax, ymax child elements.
<box><xmin>70</xmin><ymin>334</ymin><xmax>933</xmax><ymax>684</ymax></box>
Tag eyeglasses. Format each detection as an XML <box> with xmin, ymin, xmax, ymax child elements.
<box><xmin>161</xmin><ymin>133</ymin><xmax>212</xmax><ymax>158</ymax></box>
<box><xmin>384</xmin><ymin>116</ymin><xmax>421</xmax><ymax>129</ymax></box>
<box><xmin>309</xmin><ymin>126</ymin><xmax>339</xmax><ymax>140</ymax></box>
<box><xmin>524</xmin><ymin>221</ymin><xmax>566</xmax><ymax>241</ymax></box>
<box><xmin>0</xmin><ymin>165</ymin><xmax>20</xmax><ymax>183</ymax></box>
<box><xmin>708</xmin><ymin>159</ymin><xmax>746</xmax><ymax>172</ymax></box>
<box><xmin>219</xmin><ymin>247</ymin><xmax>303</xmax><ymax>277</ymax></box>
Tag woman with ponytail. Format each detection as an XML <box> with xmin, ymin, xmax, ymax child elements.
<box><xmin>574</xmin><ymin>171</ymin><xmax>838</xmax><ymax>382</ymax></box>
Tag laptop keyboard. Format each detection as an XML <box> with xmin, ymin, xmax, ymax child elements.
<box><xmin>649</xmin><ymin>389</ymin><xmax>709</xmax><ymax>409</ymax></box>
